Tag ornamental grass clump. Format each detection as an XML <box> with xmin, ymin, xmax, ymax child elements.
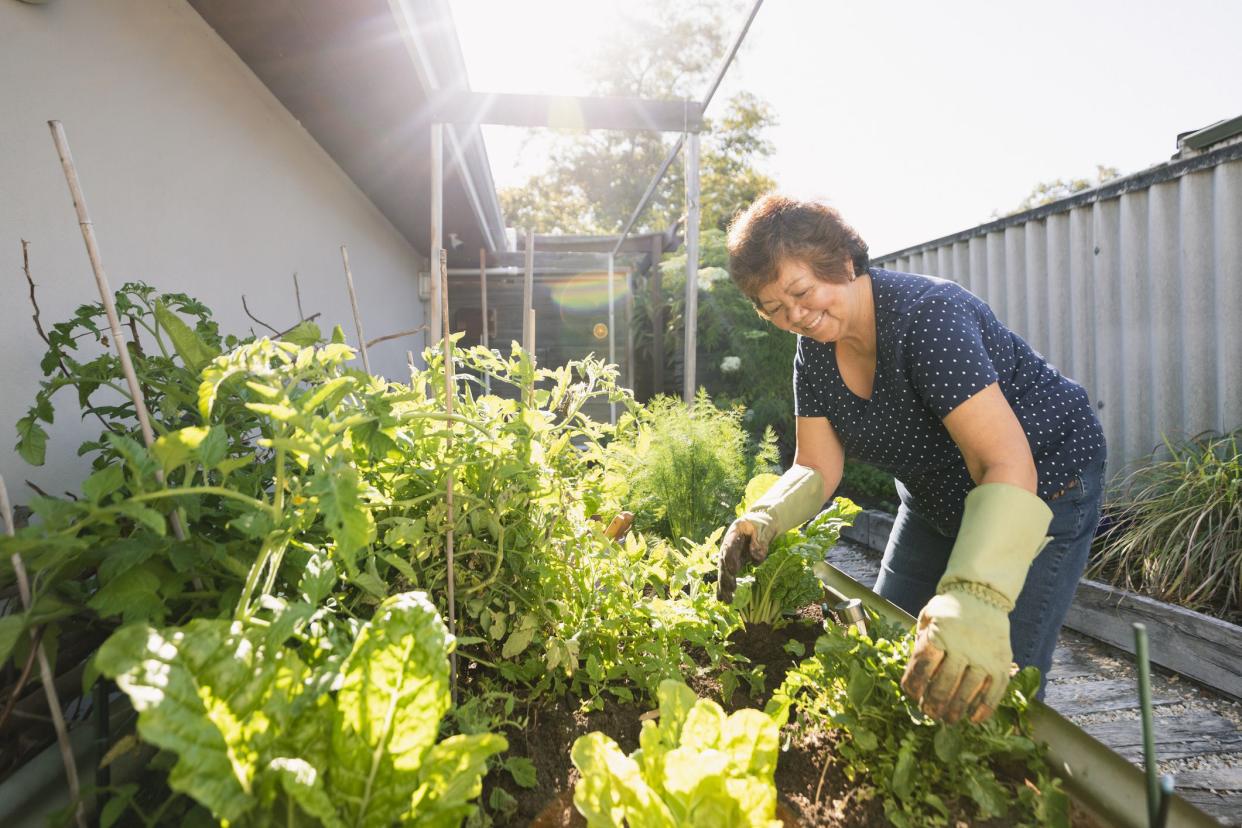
<box><xmin>1087</xmin><ymin>429</ymin><xmax>1242</xmax><ymax>623</ymax></box>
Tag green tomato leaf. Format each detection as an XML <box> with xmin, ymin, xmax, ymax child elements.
<box><xmin>112</xmin><ymin>501</ymin><xmax>168</xmax><ymax>537</ymax></box>
<box><xmin>0</xmin><ymin>615</ymin><xmax>26</xmax><ymax>667</ymax></box>
<box><xmin>503</xmin><ymin>756</ymin><xmax>537</xmax><ymax>789</ymax></box>
<box><xmin>88</xmin><ymin>565</ymin><xmax>165</xmax><ymax>623</ymax></box>
<box><xmin>152</xmin><ymin>426</ymin><xmax>210</xmax><ymax>475</ymax></box>
<box><xmin>16</xmin><ymin>414</ymin><xmax>48</xmax><ymax>466</ymax></box>
<box><xmin>82</xmin><ymin>464</ymin><xmax>126</xmax><ymax>504</ymax></box>
<box><xmin>308</xmin><ymin>467</ymin><xmax>375</xmax><ymax>570</ymax></box>
<box><xmin>281</xmin><ymin>322</ymin><xmax>322</xmax><ymax>347</ymax></box>
<box><xmin>154</xmin><ymin>300</ymin><xmax>220</xmax><ymax>371</ymax></box>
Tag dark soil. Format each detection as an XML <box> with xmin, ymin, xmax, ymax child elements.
<box><xmin>477</xmin><ymin>605</ymin><xmax>1100</xmax><ymax>826</ymax></box>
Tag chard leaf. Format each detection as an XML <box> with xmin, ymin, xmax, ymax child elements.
<box><xmin>270</xmin><ymin>757</ymin><xmax>345</xmax><ymax>828</ymax></box>
<box><xmin>96</xmin><ymin>620</ymin><xmax>310</xmax><ymax>824</ymax></box>
<box><xmin>328</xmin><ymin>592</ymin><xmax>457</xmax><ymax>827</ymax></box>
<box><xmin>408</xmin><ymin>732</ymin><xmax>508</xmax><ymax>825</ymax></box>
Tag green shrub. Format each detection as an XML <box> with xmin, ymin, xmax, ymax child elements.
<box><xmin>1087</xmin><ymin>430</ymin><xmax>1242</xmax><ymax>623</ymax></box>
<box><xmin>838</xmin><ymin>460</ymin><xmax>897</xmax><ymax>513</ymax></box>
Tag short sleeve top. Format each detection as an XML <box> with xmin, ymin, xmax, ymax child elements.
<box><xmin>793</xmin><ymin>268</ymin><xmax>1105</xmax><ymax>535</ymax></box>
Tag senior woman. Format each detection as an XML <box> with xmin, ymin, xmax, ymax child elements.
<box><xmin>717</xmin><ymin>194</ymin><xmax>1105</xmax><ymax>725</ymax></box>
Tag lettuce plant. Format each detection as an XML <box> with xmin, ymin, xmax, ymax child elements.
<box><xmin>98</xmin><ymin>591</ymin><xmax>505</xmax><ymax>826</ymax></box>
<box><xmin>570</xmin><ymin>680</ymin><xmax>782</xmax><ymax>828</ymax></box>
<box><xmin>732</xmin><ymin>490</ymin><xmax>860</xmax><ymax>625</ymax></box>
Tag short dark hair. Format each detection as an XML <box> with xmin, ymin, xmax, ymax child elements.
<box><xmin>726</xmin><ymin>194</ymin><xmax>870</xmax><ymax>304</ymax></box>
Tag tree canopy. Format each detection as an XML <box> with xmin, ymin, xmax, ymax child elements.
<box><xmin>498</xmin><ymin>0</ymin><xmax>776</xmax><ymax>236</ymax></box>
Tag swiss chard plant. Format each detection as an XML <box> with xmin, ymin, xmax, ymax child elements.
<box><xmin>571</xmin><ymin>679</ymin><xmax>783</xmax><ymax>828</ymax></box>
<box><xmin>97</xmin><ymin>591</ymin><xmax>505</xmax><ymax>826</ymax></box>
<box><xmin>768</xmin><ymin>615</ymin><xmax>1069</xmax><ymax>828</ymax></box>
<box><xmin>730</xmin><ymin>476</ymin><xmax>860</xmax><ymax>626</ymax></box>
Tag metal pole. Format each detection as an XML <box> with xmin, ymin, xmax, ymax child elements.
<box><xmin>609</xmin><ymin>0</ymin><xmax>764</xmax><ymax>257</ymax></box>
<box><xmin>522</xmin><ymin>229</ymin><xmax>535</xmax><ymax>354</ymax></box>
<box><xmin>682</xmin><ymin>131</ymin><xmax>701</xmax><ymax>404</ymax></box>
<box><xmin>611</xmin><ymin>134</ymin><xmax>685</xmax><ymax>257</ymax></box>
<box><xmin>700</xmin><ymin>0</ymin><xmax>765</xmax><ymax>114</ymax></box>
<box><xmin>608</xmin><ymin>253</ymin><xmax>617</xmax><ymax>424</ymax></box>
<box><xmin>480</xmin><ymin>248</ymin><xmax>490</xmax><ymax>394</ymax></box>
<box><xmin>651</xmin><ymin>234</ymin><xmax>665</xmax><ymax>395</ymax></box>
<box><xmin>429</xmin><ymin>123</ymin><xmax>443</xmax><ymax>352</ymax></box>
<box><xmin>341</xmin><ymin>245</ymin><xmax>371</xmax><ymax>375</ymax></box>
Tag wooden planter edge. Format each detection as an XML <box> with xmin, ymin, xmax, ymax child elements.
<box><xmin>840</xmin><ymin>509</ymin><xmax>1242</xmax><ymax>701</ymax></box>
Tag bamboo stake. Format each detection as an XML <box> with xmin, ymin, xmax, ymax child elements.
<box><xmin>1</xmin><ymin>474</ymin><xmax>87</xmax><ymax>828</ymax></box>
<box><xmin>439</xmin><ymin>249</ymin><xmax>457</xmax><ymax>699</ymax></box>
<box><xmin>479</xmin><ymin>248</ymin><xmax>490</xmax><ymax>395</ymax></box>
<box><xmin>340</xmin><ymin>245</ymin><xmax>371</xmax><ymax>375</ymax></box>
<box><xmin>48</xmin><ymin>121</ymin><xmax>187</xmax><ymax>544</ymax></box>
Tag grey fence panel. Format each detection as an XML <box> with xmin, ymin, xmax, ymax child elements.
<box><xmin>1218</xmin><ymin>163</ymin><xmax>1242</xmax><ymax>432</ymax></box>
<box><xmin>872</xmin><ymin>154</ymin><xmax>1242</xmax><ymax>485</ymax></box>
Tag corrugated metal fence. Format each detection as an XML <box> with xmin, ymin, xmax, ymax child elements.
<box><xmin>874</xmin><ymin>142</ymin><xmax>1242</xmax><ymax>485</ymax></box>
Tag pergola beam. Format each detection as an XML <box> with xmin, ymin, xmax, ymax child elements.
<box><xmin>436</xmin><ymin>91</ymin><xmax>703</xmax><ymax>133</ymax></box>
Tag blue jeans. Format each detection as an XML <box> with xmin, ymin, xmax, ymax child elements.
<box><xmin>872</xmin><ymin>456</ymin><xmax>1106</xmax><ymax>698</ymax></box>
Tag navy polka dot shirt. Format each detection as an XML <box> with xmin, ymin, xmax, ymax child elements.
<box><xmin>794</xmin><ymin>268</ymin><xmax>1106</xmax><ymax>536</ymax></box>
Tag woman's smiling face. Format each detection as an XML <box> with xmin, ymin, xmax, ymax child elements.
<box><xmin>755</xmin><ymin>258</ymin><xmax>858</xmax><ymax>344</ymax></box>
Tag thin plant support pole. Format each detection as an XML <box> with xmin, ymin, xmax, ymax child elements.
<box><xmin>48</xmin><ymin>121</ymin><xmax>187</xmax><ymax>544</ymax></box>
<box><xmin>1134</xmin><ymin>623</ymin><xmax>1160</xmax><ymax>826</ymax></box>
<box><xmin>1</xmin><ymin>475</ymin><xmax>87</xmax><ymax>828</ymax></box>
<box><xmin>522</xmin><ymin>229</ymin><xmax>534</xmax><ymax>355</ymax></box>
<box><xmin>340</xmin><ymin>245</ymin><xmax>371</xmax><ymax>375</ymax></box>
<box><xmin>480</xmin><ymin>248</ymin><xmax>490</xmax><ymax>395</ymax></box>
<box><xmin>682</xmin><ymin>130</ymin><xmax>701</xmax><ymax>404</ymax></box>
<box><xmin>1155</xmin><ymin>774</ymin><xmax>1174</xmax><ymax>828</ymax></box>
<box><xmin>439</xmin><ymin>249</ymin><xmax>457</xmax><ymax>699</ymax></box>
<box><xmin>625</xmin><ymin>269</ymin><xmax>635</xmax><ymax>393</ymax></box>
<box><xmin>429</xmin><ymin>123</ymin><xmax>444</xmax><ymax>352</ymax></box>
<box><xmin>608</xmin><ymin>253</ymin><xmax>617</xmax><ymax>424</ymax></box>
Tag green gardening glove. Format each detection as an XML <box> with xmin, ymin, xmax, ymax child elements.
<box><xmin>717</xmin><ymin>465</ymin><xmax>825</xmax><ymax>603</ymax></box>
<box><xmin>900</xmin><ymin>483</ymin><xmax>1052</xmax><ymax>723</ymax></box>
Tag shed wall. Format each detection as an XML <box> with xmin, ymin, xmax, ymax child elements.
<box><xmin>1</xmin><ymin>0</ymin><xmax>428</xmax><ymax>500</ymax></box>
<box><xmin>875</xmin><ymin>157</ymin><xmax>1242</xmax><ymax>484</ymax></box>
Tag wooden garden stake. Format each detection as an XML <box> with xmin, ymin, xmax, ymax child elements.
<box><xmin>340</xmin><ymin>245</ymin><xmax>371</xmax><ymax>375</ymax></box>
<box><xmin>1</xmin><ymin>474</ymin><xmax>87</xmax><ymax>828</ymax></box>
<box><xmin>480</xmin><ymin>248</ymin><xmax>490</xmax><ymax>395</ymax></box>
<box><xmin>440</xmin><ymin>249</ymin><xmax>457</xmax><ymax>697</ymax></box>
<box><xmin>47</xmin><ymin>121</ymin><xmax>187</xmax><ymax>544</ymax></box>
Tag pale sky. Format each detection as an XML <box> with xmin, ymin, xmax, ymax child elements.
<box><xmin>451</xmin><ymin>0</ymin><xmax>1242</xmax><ymax>256</ymax></box>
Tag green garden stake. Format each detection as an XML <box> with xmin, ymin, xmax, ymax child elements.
<box><xmin>1154</xmin><ymin>773</ymin><xmax>1174</xmax><ymax>828</ymax></box>
<box><xmin>1133</xmin><ymin>623</ymin><xmax>1160</xmax><ymax>826</ymax></box>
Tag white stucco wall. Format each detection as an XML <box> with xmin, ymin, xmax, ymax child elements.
<box><xmin>1</xmin><ymin>0</ymin><xmax>429</xmax><ymax>501</ymax></box>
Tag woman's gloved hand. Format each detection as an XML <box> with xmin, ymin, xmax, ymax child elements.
<box><xmin>901</xmin><ymin>483</ymin><xmax>1052</xmax><ymax>724</ymax></box>
<box><xmin>716</xmin><ymin>465</ymin><xmax>825</xmax><ymax>603</ymax></box>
